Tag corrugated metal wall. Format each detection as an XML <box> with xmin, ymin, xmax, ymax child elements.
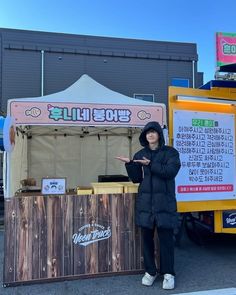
<box><xmin>0</xmin><ymin>28</ymin><xmax>202</xmax><ymax>112</ymax></box>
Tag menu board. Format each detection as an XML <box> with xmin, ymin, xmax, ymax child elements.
<box><xmin>174</xmin><ymin>110</ymin><xmax>236</xmax><ymax>201</ymax></box>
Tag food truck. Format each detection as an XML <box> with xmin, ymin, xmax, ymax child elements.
<box><xmin>169</xmin><ymin>72</ymin><xmax>236</xmax><ymax>237</ymax></box>
<box><xmin>2</xmin><ymin>74</ymin><xmax>166</xmax><ymax>286</ymax></box>
<box><xmin>173</xmin><ymin>32</ymin><xmax>236</xmax><ymax>238</ymax></box>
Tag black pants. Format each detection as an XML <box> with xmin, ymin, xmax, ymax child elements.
<box><xmin>142</xmin><ymin>227</ymin><xmax>175</xmax><ymax>276</ymax></box>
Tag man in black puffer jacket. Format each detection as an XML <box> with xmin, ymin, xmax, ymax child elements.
<box><xmin>116</xmin><ymin>121</ymin><xmax>181</xmax><ymax>290</ymax></box>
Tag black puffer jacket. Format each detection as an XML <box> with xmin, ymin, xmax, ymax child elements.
<box><xmin>125</xmin><ymin>121</ymin><xmax>181</xmax><ymax>229</ymax></box>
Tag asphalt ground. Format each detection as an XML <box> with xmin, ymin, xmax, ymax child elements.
<box><xmin>0</xmin><ymin>226</ymin><xmax>236</xmax><ymax>295</ymax></box>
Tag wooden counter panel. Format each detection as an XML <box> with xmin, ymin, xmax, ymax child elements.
<box><xmin>3</xmin><ymin>193</ymin><xmax>143</xmax><ymax>286</ymax></box>
<box><xmin>63</xmin><ymin>194</ymin><xmax>74</xmax><ymax>277</ymax></box>
<box><xmin>3</xmin><ymin>198</ymin><xmax>16</xmax><ymax>283</ymax></box>
<box><xmin>15</xmin><ymin>196</ymin><xmax>33</xmax><ymax>282</ymax></box>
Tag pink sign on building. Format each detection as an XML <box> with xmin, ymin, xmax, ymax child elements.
<box><xmin>10</xmin><ymin>101</ymin><xmax>164</xmax><ymax>127</ymax></box>
<box><xmin>216</xmin><ymin>32</ymin><xmax>236</xmax><ymax>66</ymax></box>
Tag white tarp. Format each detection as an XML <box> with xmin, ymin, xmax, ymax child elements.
<box><xmin>7</xmin><ymin>74</ymin><xmax>163</xmax><ymax>106</ymax></box>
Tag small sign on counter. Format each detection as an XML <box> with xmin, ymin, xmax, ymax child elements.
<box><xmin>41</xmin><ymin>177</ymin><xmax>66</xmax><ymax>195</ymax></box>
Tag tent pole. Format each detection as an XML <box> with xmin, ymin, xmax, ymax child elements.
<box><xmin>27</xmin><ymin>134</ymin><xmax>30</xmax><ymax>178</ymax></box>
<box><xmin>4</xmin><ymin>151</ymin><xmax>10</xmax><ymax>198</ymax></box>
<box><xmin>105</xmin><ymin>135</ymin><xmax>108</xmax><ymax>175</ymax></box>
<box><xmin>128</xmin><ymin>128</ymin><xmax>132</xmax><ymax>160</ymax></box>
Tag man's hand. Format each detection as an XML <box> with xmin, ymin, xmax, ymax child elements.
<box><xmin>133</xmin><ymin>157</ymin><xmax>150</xmax><ymax>166</ymax></box>
<box><xmin>115</xmin><ymin>156</ymin><xmax>130</xmax><ymax>163</ymax></box>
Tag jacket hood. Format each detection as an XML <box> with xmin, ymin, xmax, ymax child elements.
<box><xmin>139</xmin><ymin>121</ymin><xmax>165</xmax><ymax>147</ymax></box>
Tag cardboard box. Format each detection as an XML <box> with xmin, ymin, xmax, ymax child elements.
<box><xmin>118</xmin><ymin>182</ymin><xmax>139</xmax><ymax>193</ymax></box>
<box><xmin>91</xmin><ymin>182</ymin><xmax>124</xmax><ymax>194</ymax></box>
<box><xmin>77</xmin><ymin>186</ymin><xmax>93</xmax><ymax>195</ymax></box>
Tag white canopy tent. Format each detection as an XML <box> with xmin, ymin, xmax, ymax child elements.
<box><xmin>5</xmin><ymin>74</ymin><xmax>166</xmax><ymax>198</ymax></box>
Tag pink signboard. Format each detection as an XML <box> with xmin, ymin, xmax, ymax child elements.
<box><xmin>216</xmin><ymin>32</ymin><xmax>236</xmax><ymax>66</ymax></box>
<box><xmin>10</xmin><ymin>101</ymin><xmax>164</xmax><ymax>127</ymax></box>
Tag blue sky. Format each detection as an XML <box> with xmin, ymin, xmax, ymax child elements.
<box><xmin>0</xmin><ymin>0</ymin><xmax>235</xmax><ymax>83</ymax></box>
